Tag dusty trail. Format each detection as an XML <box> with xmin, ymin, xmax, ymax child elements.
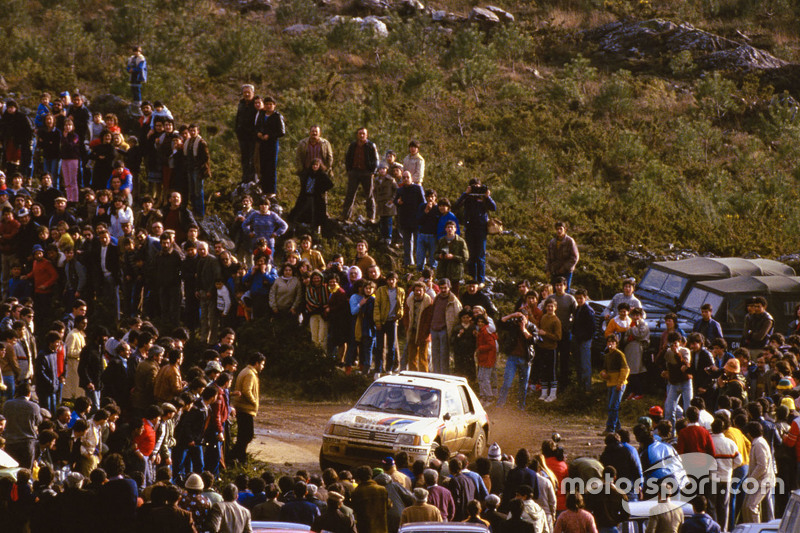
<box><xmin>251</xmin><ymin>397</ymin><xmax>612</xmax><ymax>474</ymax></box>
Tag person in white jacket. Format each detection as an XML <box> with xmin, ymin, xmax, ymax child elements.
<box><xmin>711</xmin><ymin>416</ymin><xmax>742</xmax><ymax>531</ymax></box>
<box><xmin>402</xmin><ymin>140</ymin><xmax>425</xmax><ymax>184</ymax></box>
<box><xmin>742</xmin><ymin>421</ymin><xmax>776</xmax><ymax>523</ymax></box>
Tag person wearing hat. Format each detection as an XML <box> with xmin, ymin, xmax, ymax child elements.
<box><xmin>459</xmin><ymin>278</ymin><xmax>498</xmax><ymax>318</ymax></box>
<box><xmin>648</xmin><ymin>405</ymin><xmax>664</xmax><ymax>424</ymax></box>
<box><xmin>382</xmin><ymin>456</ymin><xmax>412</xmax><ymax>491</ymax></box>
<box><xmin>717</xmin><ymin>358</ymin><xmax>748</xmax><ymax>402</ymax></box>
<box><xmin>400</xmin><ymin>487</ymin><xmax>442</xmax><ymax>524</ymax></box>
<box><xmin>311</xmin><ymin>490</ymin><xmax>356</xmax><ymax>533</ymax></box>
<box><xmin>178</xmin><ymin>472</ymin><xmax>213</xmax><ymax>531</ymax></box>
<box><xmin>453</xmin><ymin>177</ymin><xmax>496</xmax><ymax>283</ymax></box>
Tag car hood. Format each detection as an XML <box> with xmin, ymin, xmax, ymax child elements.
<box><xmin>329</xmin><ymin>409</ymin><xmax>439</xmax><ymax>434</ymax></box>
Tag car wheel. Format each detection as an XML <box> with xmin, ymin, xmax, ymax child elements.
<box><xmin>470</xmin><ymin>429</ymin><xmax>487</xmax><ymax>461</ymax></box>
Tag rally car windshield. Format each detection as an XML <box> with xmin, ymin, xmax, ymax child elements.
<box><xmin>356</xmin><ymin>383</ymin><xmax>441</xmax><ymax>418</ymax></box>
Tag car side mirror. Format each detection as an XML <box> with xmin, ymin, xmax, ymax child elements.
<box><xmin>443</xmin><ymin>413</ymin><xmax>451</xmax><ymax>421</ymax></box>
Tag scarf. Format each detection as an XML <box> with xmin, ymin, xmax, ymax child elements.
<box><xmin>306</xmin><ymin>285</ymin><xmax>327</xmax><ymax>311</ymax></box>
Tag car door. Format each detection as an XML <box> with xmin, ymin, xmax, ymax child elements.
<box><xmin>458</xmin><ymin>385</ymin><xmax>479</xmax><ymax>450</ymax></box>
<box><xmin>442</xmin><ymin>388</ymin><xmax>465</xmax><ymax>451</ymax></box>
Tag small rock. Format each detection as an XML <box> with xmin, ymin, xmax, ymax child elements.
<box><xmin>283</xmin><ymin>23</ymin><xmax>316</xmax><ymax>35</ymax></box>
<box><xmin>396</xmin><ymin>0</ymin><xmax>425</xmax><ymax>16</ymax></box>
<box><xmin>469</xmin><ymin>7</ymin><xmax>500</xmax><ymax>25</ymax></box>
<box><xmin>352</xmin><ymin>0</ymin><xmax>390</xmax><ymax>14</ymax></box>
<box><xmin>485</xmin><ymin>5</ymin><xmax>514</xmax><ymax>22</ymax></box>
<box><xmin>361</xmin><ymin>15</ymin><xmax>388</xmax><ymax>37</ymax></box>
<box><xmin>238</xmin><ymin>0</ymin><xmax>272</xmax><ymax>13</ymax></box>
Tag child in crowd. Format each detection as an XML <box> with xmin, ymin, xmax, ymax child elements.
<box><xmin>600</xmin><ymin>334</ymin><xmax>629</xmax><ymax>434</ymax></box>
<box><xmin>451</xmin><ymin>309</ymin><xmax>477</xmax><ymax>382</ymax></box>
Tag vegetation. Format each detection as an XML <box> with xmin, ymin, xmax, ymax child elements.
<box><xmin>2</xmin><ymin>0</ymin><xmax>800</xmax><ymax>299</ymax></box>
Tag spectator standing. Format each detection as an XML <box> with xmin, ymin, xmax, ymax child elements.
<box><xmin>453</xmin><ymin>178</ymin><xmax>496</xmax><ymax>283</ymax></box>
<box><xmin>599</xmin><ymin>334</ymin><xmax>629</xmax><ymax>434</ymax></box>
<box><xmin>394</xmin><ymin>170</ymin><xmax>424</xmax><ymax>267</ymax></box>
<box><xmin>296</xmin><ymin>125</ymin><xmax>334</xmax><ymax>177</ymax></box>
<box><xmin>428</xmin><ymin>279</ymin><xmax>462</xmax><ymax>375</ymax></box>
<box><xmin>2</xmin><ymin>381</ymin><xmax>42</xmax><ymax>469</ymax></box>
<box><xmin>209</xmin><ymin>484</ymin><xmax>252</xmax><ymax>533</ymax></box>
<box><xmin>692</xmin><ymin>303</ymin><xmax>724</xmax><ymax>347</ymax></box>
<box><xmin>254</xmin><ymin>96</ymin><xmax>285</xmax><ymax>198</ymax></box>
<box><xmin>235</xmin><ymin>84</ymin><xmax>258</xmax><ymax>182</ymax></box>
<box><xmin>545</xmin><ymin>222</ymin><xmax>579</xmax><ymax>289</ymax></box>
<box><xmin>351</xmin><ymin>465</ymin><xmax>390</xmax><ymax>533</ymax></box>
<box><xmin>184</xmin><ymin>124</ymin><xmax>210</xmax><ymax>217</ymax></box>
<box><xmin>231</xmin><ymin>353</ymin><xmax>266</xmax><ymax>464</ymax></box>
<box><xmin>374</xmin><ymin>272</ymin><xmax>404</xmax><ymax>373</ymax></box>
<box><xmin>342</xmin><ymin>127</ymin><xmax>379</xmax><ymax>222</ymax></box>
<box><xmin>126</xmin><ymin>46</ymin><xmax>148</xmax><ymax>106</ymax></box>
<box><xmin>402</xmin><ymin>140</ymin><xmax>425</xmax><ymax>184</ymax></box>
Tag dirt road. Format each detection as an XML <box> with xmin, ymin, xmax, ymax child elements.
<box><xmin>251</xmin><ymin>396</ymin><xmax>613</xmax><ymax>475</ymax></box>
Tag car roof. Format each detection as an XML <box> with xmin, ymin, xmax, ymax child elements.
<box><xmin>399</xmin><ymin>522</ymin><xmax>489</xmax><ymax>533</ymax></box>
<box><xmin>251</xmin><ymin>522</ymin><xmax>311</xmax><ymax>532</ymax></box>
<box><xmin>652</xmin><ymin>257</ymin><xmax>795</xmax><ymax>279</ymax></box>
<box><xmin>378</xmin><ymin>372</ymin><xmax>469</xmax><ymax>388</ymax></box>
<box><xmin>693</xmin><ymin>275</ymin><xmax>800</xmax><ymax>295</ymax></box>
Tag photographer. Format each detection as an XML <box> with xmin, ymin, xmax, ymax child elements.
<box><xmin>453</xmin><ymin>178</ymin><xmax>496</xmax><ymax>283</ymax></box>
<box><xmin>497</xmin><ymin>292</ymin><xmax>540</xmax><ymax>410</ymax></box>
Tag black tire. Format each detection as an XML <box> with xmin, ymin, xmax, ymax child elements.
<box><xmin>319</xmin><ymin>448</ymin><xmax>336</xmax><ymax>471</ymax></box>
<box><xmin>470</xmin><ymin>428</ymin><xmax>487</xmax><ymax>461</ymax></box>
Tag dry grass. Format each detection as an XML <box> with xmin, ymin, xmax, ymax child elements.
<box><xmin>545</xmin><ymin>6</ymin><xmax>617</xmax><ymax>30</ymax></box>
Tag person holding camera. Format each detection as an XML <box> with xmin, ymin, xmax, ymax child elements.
<box><xmin>497</xmin><ymin>292</ymin><xmax>541</xmax><ymax>410</ymax></box>
<box><xmin>453</xmin><ymin>178</ymin><xmax>496</xmax><ymax>283</ymax></box>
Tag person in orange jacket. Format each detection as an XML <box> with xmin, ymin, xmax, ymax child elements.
<box><xmin>24</xmin><ymin>244</ymin><xmax>58</xmax><ymax>329</ymax></box>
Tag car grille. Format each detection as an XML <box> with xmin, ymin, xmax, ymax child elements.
<box><xmin>347</xmin><ymin>428</ymin><xmax>397</xmax><ymax>444</ymax></box>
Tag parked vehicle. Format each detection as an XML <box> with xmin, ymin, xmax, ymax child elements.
<box><xmin>398</xmin><ymin>522</ymin><xmax>489</xmax><ymax>533</ymax></box>
<box><xmin>320</xmin><ymin>372</ymin><xmax>489</xmax><ymax>469</ymax></box>
<box><xmin>677</xmin><ymin>276</ymin><xmax>800</xmax><ymax>348</ymax></box>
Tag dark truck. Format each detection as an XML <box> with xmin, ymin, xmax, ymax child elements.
<box><xmin>677</xmin><ymin>276</ymin><xmax>800</xmax><ymax>349</ymax></box>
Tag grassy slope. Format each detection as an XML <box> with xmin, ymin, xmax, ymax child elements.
<box><xmin>2</xmin><ymin>0</ymin><xmax>800</xmax><ymax>297</ymax></box>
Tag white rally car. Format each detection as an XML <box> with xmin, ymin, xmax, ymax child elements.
<box><xmin>320</xmin><ymin>372</ymin><xmax>489</xmax><ymax>469</ymax></box>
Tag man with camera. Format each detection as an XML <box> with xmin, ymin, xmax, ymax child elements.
<box><xmin>453</xmin><ymin>178</ymin><xmax>496</xmax><ymax>283</ymax></box>
<box><xmin>497</xmin><ymin>291</ymin><xmax>540</xmax><ymax>410</ymax></box>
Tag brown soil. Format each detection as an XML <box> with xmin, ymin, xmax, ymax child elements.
<box><xmin>251</xmin><ymin>395</ymin><xmax>618</xmax><ymax>476</ymax></box>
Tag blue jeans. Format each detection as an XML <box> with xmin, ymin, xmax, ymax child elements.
<box><xmin>606</xmin><ymin>385</ymin><xmax>625</xmax><ymax>432</ymax></box>
<box><xmin>416</xmin><ymin>233</ymin><xmax>438</xmax><ymax>270</ymax></box>
<box><xmin>664</xmin><ymin>380</ymin><xmax>693</xmax><ymax>428</ymax></box>
<box><xmin>130</xmin><ymin>83</ymin><xmax>142</xmax><ymax>102</ymax></box>
<box><xmin>430</xmin><ymin>329</ymin><xmax>450</xmax><ymax>374</ymax></box>
<box><xmin>497</xmin><ymin>356</ymin><xmax>531</xmax><ymax>409</ymax></box>
<box><xmin>361</xmin><ymin>332</ymin><xmax>376</xmax><ymax>369</ymax></box>
<box><xmin>573</xmin><ymin>338</ymin><xmax>592</xmax><ymax>391</ymax></box>
<box><xmin>401</xmin><ymin>226</ymin><xmax>417</xmax><ymax>266</ymax></box>
<box><xmin>189</xmin><ymin>169</ymin><xmax>205</xmax><ymax>217</ymax></box>
<box><xmin>375</xmin><ymin>320</ymin><xmax>398</xmax><ymax>372</ymax></box>
<box><xmin>44</xmin><ymin>159</ymin><xmax>61</xmax><ymax>189</ymax></box>
<box><xmin>465</xmin><ymin>226</ymin><xmax>487</xmax><ymax>282</ymax></box>
<box><xmin>173</xmin><ymin>445</ymin><xmax>204</xmax><ymax>481</ymax></box>
<box><xmin>84</xmin><ymin>388</ymin><xmax>101</xmax><ymax>411</ymax></box>
<box><xmin>379</xmin><ymin>216</ymin><xmax>393</xmax><ymax>243</ymax></box>
<box><xmin>557</xmin><ymin>333</ymin><xmax>572</xmax><ymax>388</ymax></box>
<box><xmin>2</xmin><ymin>375</ymin><xmax>14</xmax><ymax>401</ymax></box>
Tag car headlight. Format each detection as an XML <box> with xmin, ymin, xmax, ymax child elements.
<box><xmin>396</xmin><ymin>434</ymin><xmax>421</xmax><ymax>446</ymax></box>
<box><xmin>325</xmin><ymin>424</ymin><xmax>348</xmax><ymax>437</ymax></box>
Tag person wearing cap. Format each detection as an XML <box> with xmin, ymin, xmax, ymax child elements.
<box><xmin>453</xmin><ymin>178</ymin><xmax>496</xmax><ymax>283</ymax></box>
<box><xmin>342</xmin><ymin>127</ymin><xmax>379</xmax><ymax>223</ymax></box>
<box><xmin>382</xmin><ymin>456</ymin><xmax>412</xmax><ymax>491</ymax></box>
<box><xmin>253</xmin><ymin>96</ymin><xmax>285</xmax><ymax>198</ymax></box>
<box><xmin>716</xmin><ymin>357</ymin><xmax>747</xmax><ymax>402</ymax></box>
<box><xmin>459</xmin><ymin>277</ymin><xmax>498</xmax><ymax>318</ymax></box>
<box><xmin>179</xmin><ymin>472</ymin><xmax>213</xmax><ymax>531</ymax></box>
<box><xmin>311</xmin><ymin>490</ymin><xmax>356</xmax><ymax>533</ymax></box>
<box><xmin>429</xmin><ymin>278</ymin><xmax>462</xmax><ymax>375</ymax></box>
<box><xmin>400</xmin><ymin>487</ymin><xmax>442</xmax><ymax>524</ymax></box>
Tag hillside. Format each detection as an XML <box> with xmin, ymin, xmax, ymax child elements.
<box><xmin>3</xmin><ymin>0</ymin><xmax>800</xmax><ymax>296</ymax></box>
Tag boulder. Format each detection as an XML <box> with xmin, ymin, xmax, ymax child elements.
<box><xmin>431</xmin><ymin>10</ymin><xmax>466</xmax><ymax>24</ymax></box>
<box><xmin>485</xmin><ymin>5</ymin><xmax>514</xmax><ymax>22</ymax></box>
<box><xmin>583</xmin><ymin>19</ymin><xmax>789</xmax><ymax>72</ymax></box>
<box><xmin>469</xmin><ymin>7</ymin><xmax>500</xmax><ymax>25</ymax></box>
<box><xmin>362</xmin><ymin>15</ymin><xmax>389</xmax><ymax>37</ymax></box>
<box><xmin>283</xmin><ymin>23</ymin><xmax>316</xmax><ymax>35</ymax></box>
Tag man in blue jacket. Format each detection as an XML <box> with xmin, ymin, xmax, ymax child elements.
<box><xmin>126</xmin><ymin>46</ymin><xmax>147</xmax><ymax>106</ymax></box>
<box><xmin>453</xmin><ymin>178</ymin><xmax>496</xmax><ymax>283</ymax></box>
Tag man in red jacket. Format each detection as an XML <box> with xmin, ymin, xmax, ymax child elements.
<box><xmin>205</xmin><ymin>372</ymin><xmax>231</xmax><ymax>476</ymax></box>
<box><xmin>25</xmin><ymin>244</ymin><xmax>58</xmax><ymax>330</ymax></box>
<box><xmin>133</xmin><ymin>404</ymin><xmax>163</xmax><ymax>486</ymax></box>
<box><xmin>0</xmin><ymin>207</ymin><xmax>20</xmax><ymax>297</ymax></box>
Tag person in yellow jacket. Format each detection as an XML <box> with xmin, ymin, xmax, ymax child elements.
<box><xmin>373</xmin><ymin>272</ymin><xmax>405</xmax><ymax>373</ymax></box>
<box><xmin>599</xmin><ymin>334</ymin><xmax>630</xmax><ymax>434</ymax></box>
<box><xmin>231</xmin><ymin>352</ymin><xmax>265</xmax><ymax>464</ymax></box>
